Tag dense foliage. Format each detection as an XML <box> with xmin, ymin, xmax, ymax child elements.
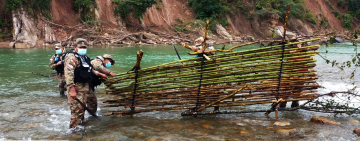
<box><xmin>74</xmin><ymin>0</ymin><xmax>97</xmax><ymax>22</ymax></box>
<box><xmin>255</xmin><ymin>0</ymin><xmax>306</xmax><ymax>19</ymax></box>
<box><xmin>188</xmin><ymin>0</ymin><xmax>229</xmax><ymax>30</ymax></box>
<box><xmin>113</xmin><ymin>0</ymin><xmax>157</xmax><ymax>23</ymax></box>
<box><xmin>346</xmin><ymin>0</ymin><xmax>360</xmax><ymax>20</ymax></box>
<box><xmin>4</xmin><ymin>0</ymin><xmax>52</xmax><ymax>20</ymax></box>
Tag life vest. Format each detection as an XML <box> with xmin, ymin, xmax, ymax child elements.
<box><xmin>54</xmin><ymin>54</ymin><xmax>64</xmax><ymax>75</ymax></box>
<box><xmin>63</xmin><ymin>52</ymin><xmax>94</xmax><ymax>88</ymax></box>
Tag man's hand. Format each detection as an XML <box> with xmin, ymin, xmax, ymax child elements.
<box><xmin>181</xmin><ymin>43</ymin><xmax>186</xmax><ymax>47</ymax></box>
<box><xmin>99</xmin><ymin>73</ymin><xmax>108</xmax><ymax>79</ymax></box>
<box><xmin>109</xmin><ymin>72</ymin><xmax>116</xmax><ymax>77</ymax></box>
<box><xmin>69</xmin><ymin>86</ymin><xmax>76</xmax><ymax>99</ymax></box>
<box><xmin>56</xmin><ymin>61</ymin><xmax>62</xmax><ymax>66</ymax></box>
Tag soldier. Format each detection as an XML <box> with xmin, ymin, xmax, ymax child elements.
<box><xmin>86</xmin><ymin>54</ymin><xmax>116</xmax><ymax>113</ymax></box>
<box><xmin>49</xmin><ymin>43</ymin><xmax>66</xmax><ymax>96</ymax></box>
<box><xmin>64</xmin><ymin>38</ymin><xmax>105</xmax><ymax>129</ymax></box>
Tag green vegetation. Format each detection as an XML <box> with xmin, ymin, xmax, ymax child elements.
<box><xmin>74</xmin><ymin>0</ymin><xmax>97</xmax><ymax>22</ymax></box>
<box><xmin>113</xmin><ymin>0</ymin><xmax>157</xmax><ymax>23</ymax></box>
<box><xmin>346</xmin><ymin>0</ymin><xmax>360</xmax><ymax>20</ymax></box>
<box><xmin>337</xmin><ymin>0</ymin><xmax>346</xmax><ymax>8</ymax></box>
<box><xmin>5</xmin><ymin>0</ymin><xmax>53</xmax><ymax>20</ymax></box>
<box><xmin>188</xmin><ymin>0</ymin><xmax>229</xmax><ymax>30</ymax></box>
<box><xmin>342</xmin><ymin>14</ymin><xmax>353</xmax><ymax>29</ymax></box>
<box><xmin>306</xmin><ymin>11</ymin><xmax>317</xmax><ymax>24</ymax></box>
<box><xmin>326</xmin><ymin>0</ymin><xmax>335</xmax><ymax>10</ymax></box>
<box><xmin>174</xmin><ymin>20</ymin><xmax>205</xmax><ymax>33</ymax></box>
<box><xmin>332</xmin><ymin>11</ymin><xmax>340</xmax><ymax>17</ymax></box>
<box><xmin>254</xmin><ymin>0</ymin><xmax>306</xmax><ymax>19</ymax></box>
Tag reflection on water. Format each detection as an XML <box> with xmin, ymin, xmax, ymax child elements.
<box><xmin>0</xmin><ymin>43</ymin><xmax>359</xmax><ymax>140</ymax></box>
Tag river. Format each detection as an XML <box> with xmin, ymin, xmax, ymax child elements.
<box><xmin>0</xmin><ymin>43</ymin><xmax>359</xmax><ymax>140</ymax></box>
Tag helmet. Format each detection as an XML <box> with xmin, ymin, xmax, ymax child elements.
<box><xmin>103</xmin><ymin>54</ymin><xmax>115</xmax><ymax>65</ymax></box>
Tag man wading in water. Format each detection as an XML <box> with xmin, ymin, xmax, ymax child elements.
<box><xmin>49</xmin><ymin>43</ymin><xmax>66</xmax><ymax>96</ymax></box>
<box><xmin>64</xmin><ymin>38</ymin><xmax>105</xmax><ymax>129</ymax></box>
<box><xmin>86</xmin><ymin>54</ymin><xmax>116</xmax><ymax>113</ymax></box>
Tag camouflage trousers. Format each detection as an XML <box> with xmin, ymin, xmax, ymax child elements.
<box><xmin>67</xmin><ymin>83</ymin><xmax>91</xmax><ymax>129</ymax></box>
<box><xmin>86</xmin><ymin>89</ymin><xmax>98</xmax><ymax>113</ymax></box>
<box><xmin>57</xmin><ymin>74</ymin><xmax>66</xmax><ymax>96</ymax></box>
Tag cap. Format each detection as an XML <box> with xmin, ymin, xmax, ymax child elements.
<box><xmin>103</xmin><ymin>54</ymin><xmax>115</xmax><ymax>65</ymax></box>
<box><xmin>289</xmin><ymin>37</ymin><xmax>298</xmax><ymax>42</ymax></box>
<box><xmin>76</xmin><ymin>38</ymin><xmax>88</xmax><ymax>47</ymax></box>
<box><xmin>54</xmin><ymin>43</ymin><xmax>61</xmax><ymax>49</ymax></box>
<box><xmin>195</xmin><ymin>37</ymin><xmax>204</xmax><ymax>45</ymax></box>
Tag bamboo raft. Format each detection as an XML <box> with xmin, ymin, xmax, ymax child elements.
<box><xmin>103</xmin><ymin>38</ymin><xmax>322</xmax><ymax>116</ymax></box>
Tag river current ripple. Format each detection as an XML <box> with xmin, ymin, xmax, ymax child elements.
<box><xmin>0</xmin><ymin>43</ymin><xmax>359</xmax><ymax>140</ymax></box>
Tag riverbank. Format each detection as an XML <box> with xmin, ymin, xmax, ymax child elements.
<box><xmin>0</xmin><ymin>33</ymin><xmax>358</xmax><ymax>49</ymax></box>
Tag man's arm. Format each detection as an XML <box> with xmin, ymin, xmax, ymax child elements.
<box><xmin>49</xmin><ymin>55</ymin><xmax>57</xmax><ymax>70</ymax></box>
<box><xmin>91</xmin><ymin>59</ymin><xmax>113</xmax><ymax>76</ymax></box>
<box><xmin>64</xmin><ymin>54</ymin><xmax>78</xmax><ymax>91</ymax></box>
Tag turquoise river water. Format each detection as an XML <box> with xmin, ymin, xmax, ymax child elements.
<box><xmin>0</xmin><ymin>43</ymin><xmax>360</xmax><ymax>140</ymax></box>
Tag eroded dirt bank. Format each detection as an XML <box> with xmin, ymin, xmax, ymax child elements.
<box><xmin>0</xmin><ymin>0</ymin><xmax>359</xmax><ymax>48</ymax></box>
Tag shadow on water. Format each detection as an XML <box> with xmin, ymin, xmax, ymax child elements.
<box><xmin>0</xmin><ymin>44</ymin><xmax>359</xmax><ymax>140</ymax></box>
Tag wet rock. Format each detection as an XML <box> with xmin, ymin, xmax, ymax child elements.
<box><xmin>147</xmin><ymin>136</ymin><xmax>159</xmax><ymax>141</ymax></box>
<box><xmin>236</xmin><ymin>122</ymin><xmax>247</xmax><ymax>127</ymax></box>
<box><xmin>2</xmin><ymin>127</ymin><xmax>11</xmax><ymax>132</ymax></box>
<box><xmin>2</xmin><ymin>110</ymin><xmax>24</xmax><ymax>122</ymax></box>
<box><xmin>246</xmin><ymin>35</ymin><xmax>255</xmax><ymax>42</ymax></box>
<box><xmin>334</xmin><ymin>37</ymin><xmax>343</xmax><ymax>43</ymax></box>
<box><xmin>68</xmin><ymin>134</ymin><xmax>82</xmax><ymax>140</ymax></box>
<box><xmin>47</xmin><ymin>135</ymin><xmax>56</xmax><ymax>139</ymax></box>
<box><xmin>354</xmin><ymin>128</ymin><xmax>360</xmax><ymax>136</ymax></box>
<box><xmin>275</xmin><ymin>128</ymin><xmax>297</xmax><ymax>137</ymax></box>
<box><xmin>348</xmin><ymin>119</ymin><xmax>360</xmax><ymax>124</ymax></box>
<box><xmin>274</xmin><ymin>121</ymin><xmax>290</xmax><ymax>126</ymax></box>
<box><xmin>275</xmin><ymin>26</ymin><xmax>296</xmax><ymax>39</ymax></box>
<box><xmin>234</xmin><ymin>37</ymin><xmax>242</xmax><ymax>42</ymax></box>
<box><xmin>215</xmin><ymin>24</ymin><xmax>233</xmax><ymax>40</ymax></box>
<box><xmin>9</xmin><ymin>42</ymin><xmax>15</xmax><ymax>48</ymax></box>
<box><xmin>202</xmin><ymin>124</ymin><xmax>212</xmax><ymax>129</ymax></box>
<box><xmin>310</xmin><ymin>116</ymin><xmax>341</xmax><ymax>125</ymax></box>
<box><xmin>12</xmin><ymin>7</ymin><xmax>39</xmax><ymax>48</ymax></box>
<box><xmin>240</xmin><ymin>130</ymin><xmax>249</xmax><ymax>135</ymax></box>
<box><xmin>15</xmin><ymin>43</ymin><xmax>31</xmax><ymax>49</ymax></box>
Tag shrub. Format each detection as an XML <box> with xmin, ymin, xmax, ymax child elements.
<box><xmin>74</xmin><ymin>0</ymin><xmax>97</xmax><ymax>22</ymax></box>
<box><xmin>221</xmin><ymin>20</ymin><xmax>230</xmax><ymax>26</ymax></box>
<box><xmin>342</xmin><ymin>14</ymin><xmax>353</xmax><ymax>29</ymax></box>
<box><xmin>332</xmin><ymin>11</ymin><xmax>340</xmax><ymax>17</ymax></box>
<box><xmin>188</xmin><ymin>0</ymin><xmax>229</xmax><ymax>20</ymax></box>
<box><xmin>306</xmin><ymin>12</ymin><xmax>317</xmax><ymax>24</ymax></box>
<box><xmin>347</xmin><ymin>0</ymin><xmax>360</xmax><ymax>19</ymax></box>
<box><xmin>113</xmin><ymin>0</ymin><xmax>157</xmax><ymax>23</ymax></box>
<box><xmin>5</xmin><ymin>0</ymin><xmax>53</xmax><ymax>20</ymax></box>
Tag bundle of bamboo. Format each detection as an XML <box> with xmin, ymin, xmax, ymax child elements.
<box><xmin>103</xmin><ymin>38</ymin><xmax>321</xmax><ymax>116</ymax></box>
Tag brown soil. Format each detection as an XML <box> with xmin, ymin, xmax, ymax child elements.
<box><xmin>51</xmin><ymin>0</ymin><xmax>79</xmax><ymax>26</ymax></box>
<box><xmin>95</xmin><ymin>0</ymin><xmax>119</xmax><ymax>28</ymax></box>
<box><xmin>304</xmin><ymin>0</ymin><xmax>343</xmax><ymax>32</ymax></box>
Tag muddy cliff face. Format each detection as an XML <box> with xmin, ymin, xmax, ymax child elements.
<box><xmin>0</xmin><ymin>0</ymin><xmax>358</xmax><ymax>48</ymax></box>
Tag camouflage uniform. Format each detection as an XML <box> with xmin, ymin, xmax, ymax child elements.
<box><xmin>64</xmin><ymin>53</ymin><xmax>99</xmax><ymax>128</ymax></box>
<box><xmin>87</xmin><ymin>56</ymin><xmax>114</xmax><ymax>113</ymax></box>
<box><xmin>49</xmin><ymin>48</ymin><xmax>66</xmax><ymax>95</ymax></box>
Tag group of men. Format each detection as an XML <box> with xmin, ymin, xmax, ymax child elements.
<box><xmin>49</xmin><ymin>38</ymin><xmax>116</xmax><ymax>129</ymax></box>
